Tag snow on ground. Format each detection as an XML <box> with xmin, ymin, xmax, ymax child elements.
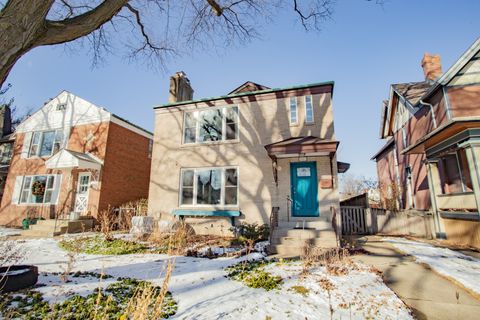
<box><xmin>12</xmin><ymin>237</ymin><xmax>412</xmax><ymax>320</ymax></box>
<box><xmin>385</xmin><ymin>237</ymin><xmax>480</xmax><ymax>295</ymax></box>
<box><xmin>0</xmin><ymin>226</ymin><xmax>21</xmax><ymax>237</ymax></box>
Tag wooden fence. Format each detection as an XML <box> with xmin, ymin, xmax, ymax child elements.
<box><xmin>340</xmin><ymin>206</ymin><xmax>368</xmax><ymax>235</ymax></box>
<box><xmin>340</xmin><ymin>206</ymin><xmax>435</xmax><ymax>238</ymax></box>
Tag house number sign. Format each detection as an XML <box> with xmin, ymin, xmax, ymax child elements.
<box><xmin>297</xmin><ymin>167</ymin><xmax>311</xmax><ymax>177</ymax></box>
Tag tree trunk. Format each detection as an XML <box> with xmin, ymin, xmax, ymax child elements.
<box><xmin>0</xmin><ymin>0</ymin><xmax>54</xmax><ymax>86</ymax></box>
<box><xmin>0</xmin><ymin>0</ymin><xmax>128</xmax><ymax>87</ymax></box>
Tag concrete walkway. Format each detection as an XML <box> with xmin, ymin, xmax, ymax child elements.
<box><xmin>351</xmin><ymin>236</ymin><xmax>480</xmax><ymax>320</ymax></box>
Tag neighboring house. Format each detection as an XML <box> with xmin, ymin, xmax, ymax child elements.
<box><xmin>0</xmin><ymin>105</ymin><xmax>14</xmax><ymax>202</ymax></box>
<box><xmin>372</xmin><ymin>38</ymin><xmax>480</xmax><ymax>247</ymax></box>
<box><xmin>149</xmin><ymin>72</ymin><xmax>347</xmax><ymax>252</ymax></box>
<box><xmin>0</xmin><ymin>91</ymin><xmax>153</xmax><ymax>226</ymax></box>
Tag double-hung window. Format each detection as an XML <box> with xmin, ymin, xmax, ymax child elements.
<box><xmin>305</xmin><ymin>95</ymin><xmax>314</xmax><ymax>123</ymax></box>
<box><xmin>289</xmin><ymin>97</ymin><xmax>298</xmax><ymax>125</ymax></box>
<box><xmin>29</xmin><ymin>130</ymin><xmax>64</xmax><ymax>157</ymax></box>
<box><xmin>183</xmin><ymin>106</ymin><xmax>239</xmax><ymax>144</ymax></box>
<box><xmin>18</xmin><ymin>175</ymin><xmax>59</xmax><ymax>204</ymax></box>
<box><xmin>180</xmin><ymin>167</ymin><xmax>238</xmax><ymax>206</ymax></box>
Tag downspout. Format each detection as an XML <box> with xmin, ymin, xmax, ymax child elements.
<box><xmin>419</xmin><ymin>100</ymin><xmax>437</xmax><ymax>129</ymax></box>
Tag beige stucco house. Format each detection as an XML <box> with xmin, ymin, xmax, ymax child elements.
<box><xmin>148</xmin><ymin>73</ymin><xmax>348</xmax><ymax>254</ymax></box>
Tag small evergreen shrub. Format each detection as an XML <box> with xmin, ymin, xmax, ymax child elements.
<box><xmin>231</xmin><ymin>223</ymin><xmax>270</xmax><ymax>242</ymax></box>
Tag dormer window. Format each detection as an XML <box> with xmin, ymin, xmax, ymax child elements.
<box><xmin>56</xmin><ymin>103</ymin><xmax>67</xmax><ymax>111</ymax></box>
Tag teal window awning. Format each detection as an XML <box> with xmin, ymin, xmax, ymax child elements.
<box><xmin>172</xmin><ymin>209</ymin><xmax>240</xmax><ymax>217</ymax></box>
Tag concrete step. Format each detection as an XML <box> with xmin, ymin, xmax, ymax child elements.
<box><xmin>29</xmin><ymin>224</ymin><xmax>67</xmax><ymax>233</ymax></box>
<box><xmin>268</xmin><ymin>244</ymin><xmax>305</xmax><ymax>257</ymax></box>
<box><xmin>278</xmin><ymin>217</ymin><xmax>326</xmax><ymax>223</ymax></box>
<box><xmin>268</xmin><ymin>239</ymin><xmax>339</xmax><ymax>257</ymax></box>
<box><xmin>35</xmin><ymin>219</ymin><xmax>69</xmax><ymax>227</ymax></box>
<box><xmin>20</xmin><ymin>229</ymin><xmax>58</xmax><ymax>237</ymax></box>
<box><xmin>276</xmin><ymin>220</ymin><xmax>326</xmax><ymax>229</ymax></box>
<box><xmin>272</xmin><ymin>228</ymin><xmax>335</xmax><ymax>239</ymax></box>
<box><xmin>271</xmin><ymin>236</ymin><xmax>327</xmax><ymax>246</ymax></box>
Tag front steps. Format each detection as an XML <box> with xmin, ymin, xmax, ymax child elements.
<box><xmin>21</xmin><ymin>218</ymin><xmax>93</xmax><ymax>237</ymax></box>
<box><xmin>268</xmin><ymin>218</ymin><xmax>338</xmax><ymax>257</ymax></box>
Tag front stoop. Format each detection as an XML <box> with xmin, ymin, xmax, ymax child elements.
<box><xmin>268</xmin><ymin>219</ymin><xmax>337</xmax><ymax>258</ymax></box>
<box><xmin>21</xmin><ymin>218</ymin><xmax>93</xmax><ymax>237</ymax></box>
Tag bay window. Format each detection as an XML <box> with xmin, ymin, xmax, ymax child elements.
<box><xmin>180</xmin><ymin>167</ymin><xmax>238</xmax><ymax>206</ymax></box>
<box><xmin>183</xmin><ymin>106</ymin><xmax>239</xmax><ymax>144</ymax></box>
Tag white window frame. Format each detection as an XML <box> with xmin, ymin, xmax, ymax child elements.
<box><xmin>182</xmin><ymin>106</ymin><xmax>239</xmax><ymax>145</ymax></box>
<box><xmin>18</xmin><ymin>174</ymin><xmax>59</xmax><ymax>205</ymax></box>
<box><xmin>305</xmin><ymin>95</ymin><xmax>314</xmax><ymax>124</ymax></box>
<box><xmin>55</xmin><ymin>103</ymin><xmax>67</xmax><ymax>111</ymax></box>
<box><xmin>28</xmin><ymin>129</ymin><xmax>64</xmax><ymax>158</ymax></box>
<box><xmin>289</xmin><ymin>97</ymin><xmax>298</xmax><ymax>125</ymax></box>
<box><xmin>179</xmin><ymin>166</ymin><xmax>239</xmax><ymax>207</ymax></box>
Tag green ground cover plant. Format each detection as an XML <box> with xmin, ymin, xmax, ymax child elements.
<box><xmin>59</xmin><ymin>236</ymin><xmax>150</xmax><ymax>255</ymax></box>
<box><xmin>0</xmin><ymin>277</ymin><xmax>177</xmax><ymax>319</ymax></box>
<box><xmin>225</xmin><ymin>259</ymin><xmax>282</xmax><ymax>291</ymax></box>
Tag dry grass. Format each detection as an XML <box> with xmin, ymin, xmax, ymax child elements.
<box><xmin>301</xmin><ymin>246</ymin><xmax>355</xmax><ymax>277</ymax></box>
<box><xmin>97</xmin><ymin>207</ymin><xmax>115</xmax><ymax>241</ymax></box>
<box><xmin>147</xmin><ymin>221</ymin><xmax>240</xmax><ymax>257</ymax></box>
<box><xmin>123</xmin><ymin>259</ymin><xmax>176</xmax><ymax>319</ymax></box>
<box><xmin>117</xmin><ymin>198</ymin><xmax>148</xmax><ymax>231</ymax></box>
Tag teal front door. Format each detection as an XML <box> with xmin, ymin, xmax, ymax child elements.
<box><xmin>290</xmin><ymin>162</ymin><xmax>319</xmax><ymax>217</ymax></box>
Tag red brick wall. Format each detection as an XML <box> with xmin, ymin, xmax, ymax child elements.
<box><xmin>98</xmin><ymin>122</ymin><xmax>151</xmax><ymax>211</ymax></box>
<box><xmin>0</xmin><ymin>122</ymin><xmax>109</xmax><ymax>225</ymax></box>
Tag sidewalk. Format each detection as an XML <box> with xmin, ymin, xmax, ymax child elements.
<box><xmin>351</xmin><ymin>236</ymin><xmax>480</xmax><ymax>320</ymax></box>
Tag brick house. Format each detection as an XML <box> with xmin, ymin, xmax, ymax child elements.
<box><xmin>148</xmin><ymin>72</ymin><xmax>348</xmax><ymax>254</ymax></box>
<box><xmin>372</xmin><ymin>38</ymin><xmax>480</xmax><ymax>247</ymax></box>
<box><xmin>0</xmin><ymin>91</ymin><xmax>153</xmax><ymax>227</ymax></box>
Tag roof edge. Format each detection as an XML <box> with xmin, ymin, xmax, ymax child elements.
<box><xmin>154</xmin><ymin>81</ymin><xmax>335</xmax><ymax>109</ymax></box>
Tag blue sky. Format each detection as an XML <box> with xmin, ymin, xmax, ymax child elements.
<box><xmin>3</xmin><ymin>0</ymin><xmax>480</xmax><ymax>178</ymax></box>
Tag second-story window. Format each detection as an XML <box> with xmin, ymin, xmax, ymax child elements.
<box><xmin>289</xmin><ymin>97</ymin><xmax>298</xmax><ymax>125</ymax></box>
<box><xmin>305</xmin><ymin>95</ymin><xmax>314</xmax><ymax>123</ymax></box>
<box><xmin>183</xmin><ymin>106</ymin><xmax>239</xmax><ymax>144</ymax></box>
<box><xmin>29</xmin><ymin>130</ymin><xmax>64</xmax><ymax>157</ymax></box>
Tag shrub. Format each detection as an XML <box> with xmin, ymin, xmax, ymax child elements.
<box><xmin>232</xmin><ymin>223</ymin><xmax>270</xmax><ymax>242</ymax></box>
<box><xmin>225</xmin><ymin>260</ymin><xmax>282</xmax><ymax>291</ymax></box>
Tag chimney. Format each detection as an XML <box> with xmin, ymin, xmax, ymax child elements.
<box><xmin>168</xmin><ymin>71</ymin><xmax>194</xmax><ymax>103</ymax></box>
<box><xmin>0</xmin><ymin>105</ymin><xmax>12</xmax><ymax>138</ymax></box>
<box><xmin>421</xmin><ymin>53</ymin><xmax>443</xmax><ymax>82</ymax></box>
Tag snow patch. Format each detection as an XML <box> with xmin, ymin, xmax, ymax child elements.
<box><xmin>385</xmin><ymin>237</ymin><xmax>480</xmax><ymax>295</ymax></box>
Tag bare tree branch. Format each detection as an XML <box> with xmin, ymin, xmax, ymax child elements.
<box><xmin>38</xmin><ymin>1</ymin><xmax>128</xmax><ymax>46</ymax></box>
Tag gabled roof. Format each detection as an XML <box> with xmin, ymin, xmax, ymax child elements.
<box><xmin>420</xmin><ymin>37</ymin><xmax>480</xmax><ymax>101</ymax></box>
<box><xmin>15</xmin><ymin>90</ymin><xmax>153</xmax><ymax>138</ymax></box>
<box><xmin>228</xmin><ymin>81</ymin><xmax>270</xmax><ymax>95</ymax></box>
<box><xmin>371</xmin><ymin>138</ymin><xmax>394</xmax><ymax>160</ymax></box>
<box><xmin>391</xmin><ymin>81</ymin><xmax>431</xmax><ymax>106</ymax></box>
<box><xmin>379</xmin><ymin>38</ymin><xmax>480</xmax><ymax>140</ymax></box>
<box><xmin>45</xmin><ymin>149</ymin><xmax>103</xmax><ymax>170</ymax></box>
